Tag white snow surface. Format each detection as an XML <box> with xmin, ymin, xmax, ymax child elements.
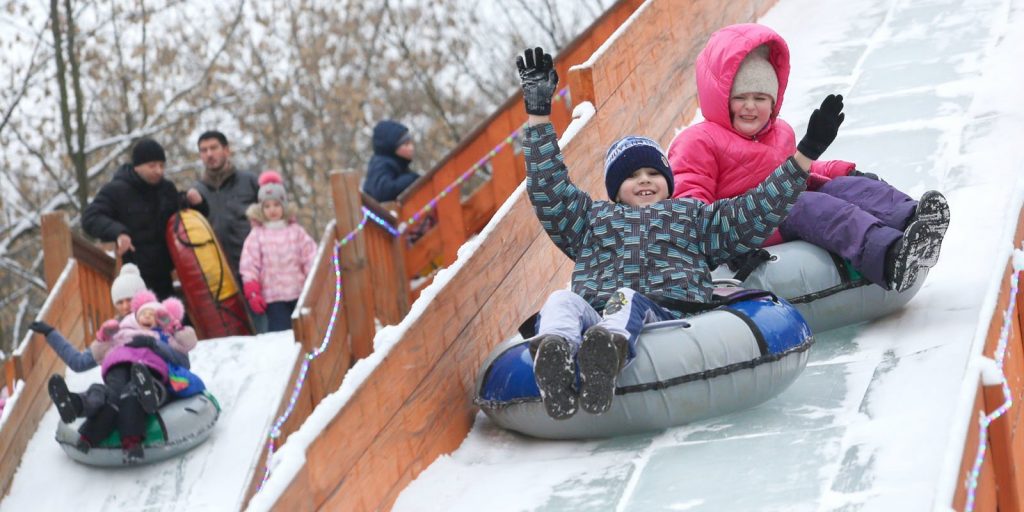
<box><xmin>0</xmin><ymin>332</ymin><xmax>299</xmax><ymax>512</ymax></box>
<box><xmin>392</xmin><ymin>0</ymin><xmax>1024</xmax><ymax>510</ymax></box>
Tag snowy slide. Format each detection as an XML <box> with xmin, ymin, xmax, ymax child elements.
<box><xmin>393</xmin><ymin>0</ymin><xmax>1024</xmax><ymax>510</ymax></box>
<box><xmin>0</xmin><ymin>333</ymin><xmax>299</xmax><ymax>511</ymax></box>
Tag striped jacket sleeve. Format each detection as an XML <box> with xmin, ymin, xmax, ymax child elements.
<box><xmin>524</xmin><ymin>122</ymin><xmax>593</xmax><ymax>260</ymax></box>
<box><xmin>693</xmin><ymin>157</ymin><xmax>808</xmax><ymax>267</ymax></box>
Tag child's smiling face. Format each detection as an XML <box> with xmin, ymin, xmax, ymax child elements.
<box><xmin>137</xmin><ymin>307</ymin><xmax>156</xmax><ymax>328</ymax></box>
<box><xmin>617</xmin><ymin>167</ymin><xmax>669</xmax><ymax>207</ymax></box>
<box><xmin>730</xmin><ymin>92</ymin><xmax>774</xmax><ymax>137</ymax></box>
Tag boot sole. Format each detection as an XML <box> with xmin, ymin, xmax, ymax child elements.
<box><xmin>131</xmin><ymin>363</ymin><xmax>161</xmax><ymax>415</ymax></box>
<box><xmin>533</xmin><ymin>338</ymin><xmax>578</xmax><ymax>420</ymax></box>
<box><xmin>578</xmin><ymin>329</ymin><xmax>619</xmax><ymax>415</ymax></box>
<box><xmin>915</xmin><ymin>191</ymin><xmax>949</xmax><ymax>267</ymax></box>
<box><xmin>47</xmin><ymin>375</ymin><xmax>78</xmax><ymax>424</ymax></box>
<box><xmin>892</xmin><ymin>221</ymin><xmax>942</xmax><ymax>293</ymax></box>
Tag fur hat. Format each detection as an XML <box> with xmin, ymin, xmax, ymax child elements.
<box><xmin>131</xmin><ymin>289</ymin><xmax>159</xmax><ymax>314</ymax></box>
<box><xmin>732</xmin><ymin>45</ymin><xmax>779</xmax><ymax>102</ymax></box>
<box><xmin>257</xmin><ymin>170</ymin><xmax>288</xmax><ymax>206</ymax></box>
<box><xmin>604</xmin><ymin>136</ymin><xmax>674</xmax><ymax>201</ymax></box>
<box><xmin>131</xmin><ymin>138</ymin><xmax>167</xmax><ymax>166</ymax></box>
<box><xmin>110</xmin><ymin>263</ymin><xmax>147</xmax><ymax>304</ymax></box>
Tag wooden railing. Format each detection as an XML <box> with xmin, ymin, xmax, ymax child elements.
<box><xmin>258</xmin><ymin>0</ymin><xmax>781</xmax><ymax>509</ymax></box>
<box><xmin>0</xmin><ymin>212</ymin><xmax>116</xmax><ymax>498</ymax></box>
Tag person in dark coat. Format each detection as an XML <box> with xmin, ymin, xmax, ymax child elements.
<box><xmin>363</xmin><ymin>120</ymin><xmax>420</xmax><ymax>203</ymax></box>
<box><xmin>82</xmin><ymin>138</ymin><xmax>208</xmax><ymax>299</ymax></box>
<box><xmin>192</xmin><ymin>130</ymin><xmax>259</xmax><ymax>282</ymax></box>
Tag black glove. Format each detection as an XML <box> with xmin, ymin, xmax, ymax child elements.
<box><xmin>797</xmin><ymin>94</ymin><xmax>845</xmax><ymax>160</ymax></box>
<box><xmin>126</xmin><ymin>335</ymin><xmax>157</xmax><ymax>350</ymax></box>
<box><xmin>29</xmin><ymin>320</ymin><xmax>54</xmax><ymax>336</ymax></box>
<box><xmin>848</xmin><ymin>169</ymin><xmax>881</xmax><ymax>181</ymax></box>
<box><xmin>516</xmin><ymin>47</ymin><xmax>559</xmax><ymax>116</ymax></box>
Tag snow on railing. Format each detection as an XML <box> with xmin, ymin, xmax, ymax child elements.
<box><xmin>964</xmin><ymin>246</ymin><xmax>1024</xmax><ymax>511</ymax></box>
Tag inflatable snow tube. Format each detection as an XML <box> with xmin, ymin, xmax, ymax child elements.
<box><xmin>475</xmin><ymin>291</ymin><xmax>813</xmax><ymax>439</ymax></box>
<box><xmin>711</xmin><ymin>240</ymin><xmax>926</xmax><ymax>333</ymax></box>
<box><xmin>55</xmin><ymin>391</ymin><xmax>220</xmax><ymax>466</ymax></box>
<box><xmin>167</xmin><ymin>209</ymin><xmax>253</xmax><ymax>338</ymax></box>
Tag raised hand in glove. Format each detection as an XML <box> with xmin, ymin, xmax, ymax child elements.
<box><xmin>797</xmin><ymin>94</ymin><xmax>845</xmax><ymax>161</ymax></box>
<box><xmin>126</xmin><ymin>335</ymin><xmax>157</xmax><ymax>350</ymax></box>
<box><xmin>244</xmin><ymin>281</ymin><xmax>267</xmax><ymax>315</ymax></box>
<box><xmin>516</xmin><ymin>47</ymin><xmax>559</xmax><ymax>116</ymax></box>
<box><xmin>97</xmin><ymin>319</ymin><xmax>120</xmax><ymax>342</ymax></box>
<box><xmin>29</xmin><ymin>320</ymin><xmax>54</xmax><ymax>336</ymax></box>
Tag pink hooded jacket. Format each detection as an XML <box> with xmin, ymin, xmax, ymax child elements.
<box><xmin>668</xmin><ymin>24</ymin><xmax>855</xmax><ymax>244</ymax></box>
<box><xmin>239</xmin><ymin>213</ymin><xmax>317</xmax><ymax>303</ymax></box>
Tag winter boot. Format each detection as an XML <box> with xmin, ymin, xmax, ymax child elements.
<box><xmin>911</xmin><ymin>190</ymin><xmax>950</xmax><ymax>267</ymax></box>
<box><xmin>886</xmin><ymin>220</ymin><xmax>941</xmax><ymax>293</ymax></box>
<box><xmin>47</xmin><ymin>374</ymin><xmax>83</xmax><ymax>424</ymax></box>
<box><xmin>121</xmin><ymin>435</ymin><xmax>145</xmax><ymax>464</ymax></box>
<box><xmin>533</xmin><ymin>335</ymin><xmax>578</xmax><ymax>420</ymax></box>
<box><xmin>130</xmin><ymin>363</ymin><xmax>161</xmax><ymax>414</ymax></box>
<box><xmin>577</xmin><ymin>326</ymin><xmax>628</xmax><ymax>415</ymax></box>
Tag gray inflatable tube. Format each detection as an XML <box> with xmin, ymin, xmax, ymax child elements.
<box><xmin>55</xmin><ymin>391</ymin><xmax>220</xmax><ymax>466</ymax></box>
<box><xmin>476</xmin><ymin>291</ymin><xmax>813</xmax><ymax>439</ymax></box>
<box><xmin>711</xmin><ymin>240</ymin><xmax>925</xmax><ymax>333</ymax></box>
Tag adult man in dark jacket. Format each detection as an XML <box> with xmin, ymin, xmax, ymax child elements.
<box><xmin>191</xmin><ymin>130</ymin><xmax>259</xmax><ymax>281</ymax></box>
<box><xmin>83</xmin><ymin>139</ymin><xmax>208</xmax><ymax>299</ymax></box>
<box><xmin>363</xmin><ymin>120</ymin><xmax>420</xmax><ymax>203</ymax></box>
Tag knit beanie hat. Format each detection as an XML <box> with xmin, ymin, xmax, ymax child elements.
<box><xmin>731</xmin><ymin>45</ymin><xmax>779</xmax><ymax>102</ymax></box>
<box><xmin>257</xmin><ymin>170</ymin><xmax>287</xmax><ymax>206</ymax></box>
<box><xmin>604</xmin><ymin>136</ymin><xmax>674</xmax><ymax>201</ymax></box>
<box><xmin>131</xmin><ymin>138</ymin><xmax>167</xmax><ymax>166</ymax></box>
<box><xmin>110</xmin><ymin>263</ymin><xmax>147</xmax><ymax>305</ymax></box>
<box><xmin>131</xmin><ymin>289</ymin><xmax>159</xmax><ymax>315</ymax></box>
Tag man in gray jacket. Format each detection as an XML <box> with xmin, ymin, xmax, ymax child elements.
<box><xmin>192</xmin><ymin>130</ymin><xmax>260</xmax><ymax>285</ymax></box>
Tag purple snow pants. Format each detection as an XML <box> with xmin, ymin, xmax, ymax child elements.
<box><xmin>779</xmin><ymin>176</ymin><xmax>917</xmax><ymax>286</ymax></box>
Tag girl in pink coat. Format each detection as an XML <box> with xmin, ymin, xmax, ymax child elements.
<box><xmin>240</xmin><ymin>171</ymin><xmax>317</xmax><ymax>332</ymax></box>
<box><xmin>668</xmin><ymin>23</ymin><xmax>950</xmax><ymax>292</ymax></box>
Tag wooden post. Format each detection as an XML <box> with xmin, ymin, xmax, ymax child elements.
<box><xmin>41</xmin><ymin>212</ymin><xmax>73</xmax><ymax>290</ymax></box>
<box><xmin>331</xmin><ymin>170</ymin><xmax>376</xmax><ymax>360</ymax></box>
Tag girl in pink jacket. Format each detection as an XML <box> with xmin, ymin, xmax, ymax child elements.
<box><xmin>240</xmin><ymin>171</ymin><xmax>317</xmax><ymax>332</ymax></box>
<box><xmin>668</xmin><ymin>23</ymin><xmax>950</xmax><ymax>293</ymax></box>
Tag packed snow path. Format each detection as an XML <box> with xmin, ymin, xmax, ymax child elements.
<box><xmin>394</xmin><ymin>0</ymin><xmax>1024</xmax><ymax>510</ymax></box>
<box><xmin>0</xmin><ymin>333</ymin><xmax>299</xmax><ymax>511</ymax></box>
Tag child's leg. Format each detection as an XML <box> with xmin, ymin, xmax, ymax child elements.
<box><xmin>818</xmin><ymin>176</ymin><xmax>917</xmax><ymax>230</ymax></box>
<box><xmin>265</xmin><ymin>300</ymin><xmax>298</xmax><ymax>332</ymax></box>
<box><xmin>531</xmin><ymin>290</ymin><xmax>600</xmax><ymax>420</ymax></box>
<box><xmin>780</xmin><ymin>191</ymin><xmax>901</xmax><ymax>287</ymax></box>
<box><xmin>535</xmin><ymin>289</ymin><xmax>602</xmax><ymax>346</ymax></box>
<box><xmin>578</xmin><ymin>288</ymin><xmax>675</xmax><ymax>414</ymax></box>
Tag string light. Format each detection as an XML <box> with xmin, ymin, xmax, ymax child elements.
<box><xmin>965</xmin><ymin>247</ymin><xmax>1024</xmax><ymax>511</ymax></box>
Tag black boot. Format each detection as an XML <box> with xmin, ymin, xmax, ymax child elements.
<box><xmin>578</xmin><ymin>326</ymin><xmax>628</xmax><ymax>415</ymax></box>
<box><xmin>533</xmin><ymin>335</ymin><xmax>578</xmax><ymax>420</ymax></box>
<box><xmin>912</xmin><ymin>190</ymin><xmax>950</xmax><ymax>267</ymax></box>
<box><xmin>130</xmin><ymin>363</ymin><xmax>161</xmax><ymax>414</ymax></box>
<box><xmin>47</xmin><ymin>374</ymin><xmax>83</xmax><ymax>424</ymax></box>
<box><xmin>886</xmin><ymin>220</ymin><xmax>941</xmax><ymax>292</ymax></box>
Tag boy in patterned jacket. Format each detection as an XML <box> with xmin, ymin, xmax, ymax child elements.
<box><xmin>516</xmin><ymin>47</ymin><xmax>843</xmax><ymax>420</ymax></box>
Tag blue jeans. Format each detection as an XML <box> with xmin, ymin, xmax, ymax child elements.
<box><xmin>266</xmin><ymin>300</ymin><xmax>297</xmax><ymax>332</ymax></box>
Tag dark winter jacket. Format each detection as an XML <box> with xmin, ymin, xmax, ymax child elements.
<box><xmin>363</xmin><ymin>120</ymin><xmax>419</xmax><ymax>202</ymax></box>
<box><xmin>192</xmin><ymin>167</ymin><xmax>259</xmax><ymax>278</ymax></box>
<box><xmin>82</xmin><ymin>163</ymin><xmax>209</xmax><ymax>298</ymax></box>
<box><xmin>525</xmin><ymin>122</ymin><xmax>807</xmax><ymax>317</ymax></box>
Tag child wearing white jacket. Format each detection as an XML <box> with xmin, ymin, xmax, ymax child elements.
<box><xmin>240</xmin><ymin>171</ymin><xmax>317</xmax><ymax>332</ymax></box>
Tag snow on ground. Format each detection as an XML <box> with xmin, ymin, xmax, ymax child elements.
<box><xmin>0</xmin><ymin>332</ymin><xmax>299</xmax><ymax>512</ymax></box>
<box><xmin>393</xmin><ymin>0</ymin><xmax>1024</xmax><ymax>510</ymax></box>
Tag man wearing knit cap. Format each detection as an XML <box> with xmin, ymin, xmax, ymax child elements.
<box><xmin>192</xmin><ymin>130</ymin><xmax>259</xmax><ymax>284</ymax></box>
<box><xmin>83</xmin><ymin>138</ymin><xmax>209</xmax><ymax>299</ymax></box>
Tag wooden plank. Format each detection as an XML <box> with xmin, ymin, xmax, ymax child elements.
<box><xmin>953</xmin><ymin>385</ymin><xmax>999</xmax><ymax>511</ymax></box>
<box><xmin>331</xmin><ymin>171</ymin><xmax>376</xmax><ymax>361</ymax></box>
<box><xmin>41</xmin><ymin>212</ymin><xmax>73</xmax><ymax>291</ymax></box>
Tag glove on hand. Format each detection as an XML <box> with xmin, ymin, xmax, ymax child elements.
<box><xmin>244</xmin><ymin>281</ymin><xmax>267</xmax><ymax>315</ymax></box>
<box><xmin>797</xmin><ymin>94</ymin><xmax>845</xmax><ymax>160</ymax></box>
<box><xmin>516</xmin><ymin>47</ymin><xmax>559</xmax><ymax>116</ymax></box>
<box><xmin>848</xmin><ymin>169</ymin><xmax>881</xmax><ymax>181</ymax></box>
<box><xmin>29</xmin><ymin>320</ymin><xmax>54</xmax><ymax>336</ymax></box>
<box><xmin>97</xmin><ymin>319</ymin><xmax>120</xmax><ymax>342</ymax></box>
<box><xmin>126</xmin><ymin>335</ymin><xmax>157</xmax><ymax>349</ymax></box>
<box><xmin>155</xmin><ymin>310</ymin><xmax>180</xmax><ymax>332</ymax></box>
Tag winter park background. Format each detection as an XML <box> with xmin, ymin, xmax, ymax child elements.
<box><xmin>2</xmin><ymin>0</ymin><xmax>1024</xmax><ymax>510</ymax></box>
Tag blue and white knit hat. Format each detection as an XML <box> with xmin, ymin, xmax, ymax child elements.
<box><xmin>604</xmin><ymin>135</ymin><xmax>674</xmax><ymax>201</ymax></box>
